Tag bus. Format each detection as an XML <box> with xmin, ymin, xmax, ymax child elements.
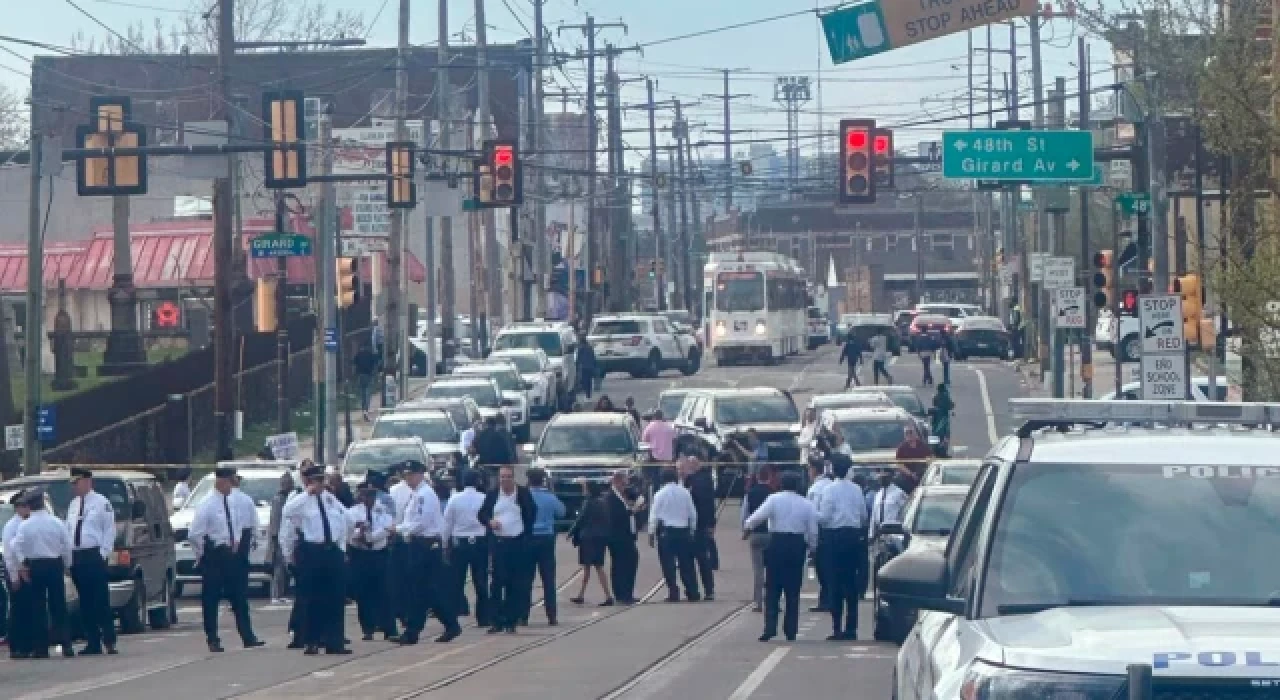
<box><xmin>703</xmin><ymin>252</ymin><xmax>808</xmax><ymax>365</ymax></box>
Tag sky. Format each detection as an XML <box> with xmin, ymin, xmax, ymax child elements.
<box><xmin>2</xmin><ymin>0</ymin><xmax>1115</xmax><ymax>165</ymax></box>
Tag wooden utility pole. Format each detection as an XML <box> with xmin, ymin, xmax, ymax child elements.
<box><xmin>385</xmin><ymin>0</ymin><xmax>409</xmax><ymax>397</ymax></box>
<box><xmin>437</xmin><ymin>0</ymin><xmax>457</xmax><ymax>366</ymax></box>
<box><xmin>213</xmin><ymin>0</ymin><xmax>236</xmax><ymax>460</ymax></box>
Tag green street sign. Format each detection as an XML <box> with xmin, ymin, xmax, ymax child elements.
<box><xmin>821</xmin><ymin>3</ymin><xmax>891</xmax><ymax>63</ymax></box>
<box><xmin>249</xmin><ymin>232</ymin><xmax>312</xmax><ymax>259</ymax></box>
<box><xmin>1115</xmin><ymin>191</ymin><xmax>1151</xmax><ymax>216</ymax></box>
<box><xmin>821</xmin><ymin>0</ymin><xmax>1034</xmax><ymax>65</ymax></box>
<box><xmin>942</xmin><ymin>129</ymin><xmax>1095</xmax><ymax>182</ymax></box>
<box><xmin>1085</xmin><ymin>163</ymin><xmax>1106</xmax><ymax>187</ymax></box>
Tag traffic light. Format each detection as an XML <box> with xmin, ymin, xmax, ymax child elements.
<box><xmin>486</xmin><ymin>140</ymin><xmax>522</xmax><ymax>206</ymax></box>
<box><xmin>386</xmin><ymin>141</ymin><xmax>416</xmax><ymax>209</ymax></box>
<box><xmin>872</xmin><ymin>128</ymin><xmax>894</xmax><ymax>190</ymax></box>
<box><xmin>263</xmin><ymin>91</ymin><xmax>307</xmax><ymax>189</ymax></box>
<box><xmin>1092</xmin><ymin>249</ymin><xmax>1114</xmax><ymax>309</ymax></box>
<box><xmin>648</xmin><ymin>260</ymin><xmax>657</xmax><ymax>279</ymax></box>
<box><xmin>1173</xmin><ymin>274</ymin><xmax>1203</xmax><ymax>347</ymax></box>
<box><xmin>76</xmin><ymin>97</ymin><xmax>148</xmax><ymax>196</ymax></box>
<box><xmin>254</xmin><ymin>278</ymin><xmax>278</xmax><ymax>332</ymax></box>
<box><xmin>839</xmin><ymin>118</ymin><xmax>876</xmax><ymax>204</ymax></box>
<box><xmin>1121</xmin><ymin>289</ymin><xmax>1138</xmax><ymax>314</ymax></box>
<box><xmin>740</xmin><ymin>161</ymin><xmax>753</xmax><ymax>176</ymax></box>
<box><xmin>336</xmin><ymin>257</ymin><xmax>359</xmax><ymax>309</ymax></box>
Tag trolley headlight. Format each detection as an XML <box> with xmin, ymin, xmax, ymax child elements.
<box><xmin>960</xmin><ymin>660</ymin><xmax>1124</xmax><ymax>700</ymax></box>
<box><xmin>715</xmin><ymin>321</ymin><xmax>727</xmax><ymax>337</ymax></box>
<box><xmin>754</xmin><ymin>321</ymin><xmax>767</xmax><ymax>335</ymax></box>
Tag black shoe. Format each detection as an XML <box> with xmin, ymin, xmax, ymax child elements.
<box><xmin>825</xmin><ymin>633</ymin><xmax>843</xmax><ymax>641</ymax></box>
<box><xmin>786</xmin><ymin>635</ymin><xmax>796</xmax><ymax>641</ymax></box>
<box><xmin>208</xmin><ymin>641</ymin><xmax>225</xmax><ymax>653</ymax></box>
<box><xmin>304</xmin><ymin>645</ymin><xmax>319</xmax><ymax>655</ymax></box>
<box><xmin>244</xmin><ymin>639</ymin><xmax>266</xmax><ymax>649</ymax></box>
<box><xmin>840</xmin><ymin>632</ymin><xmax>858</xmax><ymax>640</ymax></box>
<box><xmin>435</xmin><ymin>628</ymin><xmax>461</xmax><ymax>643</ymax></box>
<box><xmin>704</xmin><ymin>593</ymin><xmax>715</xmax><ymax>602</ymax></box>
<box><xmin>398</xmin><ymin>634</ymin><xmax>419</xmax><ymax>645</ymax></box>
<box><xmin>325</xmin><ymin>648</ymin><xmax>353</xmax><ymax>655</ymax></box>
<box><xmin>569</xmin><ymin>597</ymin><xmax>585</xmax><ymax>605</ymax></box>
<box><xmin>287</xmin><ymin>639</ymin><xmax>305</xmax><ymax>650</ymax></box>
<box><xmin>79</xmin><ymin>646</ymin><xmax>103</xmax><ymax>656</ymax></box>
<box><xmin>32</xmin><ymin>651</ymin><xmax>50</xmax><ymax>659</ymax></box>
<box><xmin>106</xmin><ymin>645</ymin><xmax>118</xmax><ymax>655</ymax></box>
<box><xmin>758</xmin><ymin>633</ymin><xmax>775</xmax><ymax>642</ymax></box>
<box><xmin>808</xmin><ymin>606</ymin><xmax>829</xmax><ymax>613</ymax></box>
<box><xmin>599</xmin><ymin>598</ymin><xmax>615</xmax><ymax>607</ymax></box>
<box><xmin>384</xmin><ymin>635</ymin><xmax>401</xmax><ymax>643</ymax></box>
<box><xmin>665</xmin><ymin>595</ymin><xmax>681</xmax><ymax>603</ymax></box>
<box><xmin>547</xmin><ymin>615</ymin><xmax>558</xmax><ymax>626</ymax></box>
<box><xmin>687</xmin><ymin>593</ymin><xmax>702</xmax><ymax>602</ymax></box>
<box><xmin>487</xmin><ymin>626</ymin><xmax>504</xmax><ymax>635</ymax></box>
<box><xmin>362</xmin><ymin>633</ymin><xmax>374</xmax><ymax>641</ymax></box>
<box><xmin>61</xmin><ymin>646</ymin><xmax>74</xmax><ymax>658</ymax></box>
<box><xmin>10</xmin><ymin>652</ymin><xmax>30</xmax><ymax>660</ymax></box>
<box><xmin>504</xmin><ymin>626</ymin><xmax>516</xmax><ymax>634</ymax></box>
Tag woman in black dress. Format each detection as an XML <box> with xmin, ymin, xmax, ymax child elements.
<box><xmin>568</xmin><ymin>481</ymin><xmax>615</xmax><ymax>606</ymax></box>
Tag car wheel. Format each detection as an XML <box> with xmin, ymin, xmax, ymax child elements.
<box><xmin>681</xmin><ymin>350</ymin><xmax>700</xmax><ymax>376</ymax></box>
<box><xmin>148</xmin><ymin>574</ymin><xmax>175</xmax><ymax>630</ymax></box>
<box><xmin>1119</xmin><ymin>333</ymin><xmax>1141</xmax><ymax>363</ymax></box>
<box><xmin>644</xmin><ymin>351</ymin><xmax>662</xmax><ymax>378</ymax></box>
<box><xmin>119</xmin><ymin>576</ymin><xmax>146</xmax><ymax>635</ymax></box>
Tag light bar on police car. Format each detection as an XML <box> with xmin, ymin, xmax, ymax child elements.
<box><xmin>1010</xmin><ymin>398</ymin><xmax>1280</xmax><ymax>426</ymax></box>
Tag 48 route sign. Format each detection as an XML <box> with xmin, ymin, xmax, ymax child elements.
<box><xmin>821</xmin><ymin>0</ymin><xmax>1034</xmax><ymax>64</ymax></box>
<box><xmin>942</xmin><ymin>130</ymin><xmax>1095</xmax><ymax>182</ymax></box>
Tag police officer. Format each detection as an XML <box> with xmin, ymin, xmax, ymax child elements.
<box><xmin>647</xmin><ymin>469</ymin><xmax>700</xmax><ymax>603</ymax></box>
<box><xmin>3</xmin><ymin>490</ymin><xmax>32</xmax><ymax>659</ymax></box>
<box><xmin>526</xmin><ymin>468</ymin><xmax>566</xmax><ymax>626</ymax></box>
<box><xmin>363</xmin><ymin>469</ymin><xmax>400</xmax><ymax>640</ymax></box>
<box><xmin>817</xmin><ymin>459</ymin><xmax>867</xmax><ymax>640</ymax></box>
<box><xmin>743</xmin><ymin>473</ymin><xmax>819</xmax><ymax>643</ymax></box>
<box><xmin>442</xmin><ymin>470</ymin><xmax>489</xmax><ymax>628</ymax></box>
<box><xmin>347</xmin><ymin>484</ymin><xmax>395</xmax><ymax>641</ymax></box>
<box><xmin>11</xmin><ymin>488</ymin><xmax>74</xmax><ymax>658</ymax></box>
<box><xmin>64</xmin><ymin>467</ymin><xmax>117</xmax><ymax>655</ymax></box>
<box><xmin>281</xmin><ymin>464</ymin><xmax>351</xmax><ymax>655</ymax></box>
<box><xmin>478</xmin><ymin>465</ymin><xmax>536</xmax><ymax>633</ymax></box>
<box><xmin>806</xmin><ymin>461</ymin><xmax>833</xmax><ymax>613</ymax></box>
<box><xmin>399</xmin><ymin>460</ymin><xmax>461</xmax><ymax>644</ymax></box>
<box><xmin>188</xmin><ymin>466</ymin><xmax>264</xmax><ymax>652</ymax></box>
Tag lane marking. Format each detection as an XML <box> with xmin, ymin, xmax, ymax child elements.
<box><xmin>727</xmin><ymin>647</ymin><xmax>790</xmax><ymax>700</ymax></box>
<box><xmin>973</xmin><ymin>367</ymin><xmax>999</xmax><ymax>446</ymax></box>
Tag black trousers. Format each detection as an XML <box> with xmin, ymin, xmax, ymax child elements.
<box><xmin>349</xmin><ymin>547</ymin><xmax>395</xmax><ymax>636</ymax></box>
<box><xmin>528</xmin><ymin>534</ymin><xmax>558</xmax><ymax>619</ymax></box>
<box><xmin>607</xmin><ymin>535</ymin><xmax>638</xmax><ymax>601</ymax></box>
<box><xmin>70</xmin><ymin>548</ymin><xmax>115</xmax><ymax>649</ymax></box>
<box><xmin>691</xmin><ymin>528</ymin><xmax>716</xmax><ymax>595</ymax></box>
<box><xmin>450</xmin><ymin>537</ymin><xmax>490</xmax><ymax>627</ymax></box>
<box><xmin>656</xmin><ymin>527</ymin><xmax>700</xmax><ymax>599</ymax></box>
<box><xmin>763</xmin><ymin>533</ymin><xmax>807</xmax><ymax>639</ymax></box>
<box><xmin>921</xmin><ymin>356</ymin><xmax>934</xmax><ymax>385</ymax></box>
<box><xmin>26</xmin><ymin>558</ymin><xmax>71</xmax><ymax>654</ymax></box>
<box><xmin>813</xmin><ymin>531</ymin><xmax>830</xmax><ymax>608</ymax></box>
<box><xmin>489</xmin><ymin>536</ymin><xmax>527</xmax><ymax>627</ymax></box>
<box><xmin>296</xmin><ymin>541</ymin><xmax>346</xmax><ymax>650</ymax></box>
<box><xmin>823</xmin><ymin>528</ymin><xmax>867</xmax><ymax>636</ymax></box>
<box><xmin>200</xmin><ymin>546</ymin><xmax>256</xmax><ymax>645</ymax></box>
<box><xmin>7</xmin><ymin>575</ymin><xmax>32</xmax><ymax>655</ymax></box>
<box><xmin>388</xmin><ymin>539</ymin><xmax>410</xmax><ymax>626</ymax></box>
<box><xmin>404</xmin><ymin>537</ymin><xmax>458</xmax><ymax>637</ymax></box>
<box><xmin>844</xmin><ymin>361</ymin><xmax>861</xmax><ymax>388</ymax></box>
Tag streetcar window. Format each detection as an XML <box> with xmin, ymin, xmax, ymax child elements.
<box><xmin>715</xmin><ymin>272</ymin><xmax>764</xmax><ymax>312</ymax></box>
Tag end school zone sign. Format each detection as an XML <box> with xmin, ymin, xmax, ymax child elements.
<box><xmin>881</xmin><ymin>0</ymin><xmax>1035</xmax><ymax>50</ymax></box>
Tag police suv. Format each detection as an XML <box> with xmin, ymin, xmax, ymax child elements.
<box><xmin>883</xmin><ymin>399</ymin><xmax>1280</xmax><ymax>699</ymax></box>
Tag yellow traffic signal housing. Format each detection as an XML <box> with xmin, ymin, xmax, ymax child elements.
<box><xmin>839</xmin><ymin>119</ymin><xmax>876</xmax><ymax>204</ymax></box>
<box><xmin>336</xmin><ymin>257</ymin><xmax>359</xmax><ymax>309</ymax></box>
<box><xmin>1092</xmin><ymin>249</ymin><xmax>1114</xmax><ymax>309</ymax></box>
<box><xmin>263</xmin><ymin>91</ymin><xmax>307</xmax><ymax>189</ymax></box>
<box><xmin>76</xmin><ymin>97</ymin><xmax>148</xmax><ymax>196</ymax></box>
<box><xmin>1173</xmin><ymin>274</ymin><xmax>1203</xmax><ymax>347</ymax></box>
<box><xmin>386</xmin><ymin>141</ymin><xmax>417</xmax><ymax>208</ymax></box>
<box><xmin>255</xmin><ymin>277</ymin><xmax>278</xmax><ymax>332</ymax></box>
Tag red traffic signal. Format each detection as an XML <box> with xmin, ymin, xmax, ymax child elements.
<box><xmin>847</xmin><ymin>130</ymin><xmax>868</xmax><ymax>149</ymax></box>
<box><xmin>872</xmin><ymin>128</ymin><xmax>893</xmax><ymax>190</ymax></box>
<box><xmin>873</xmin><ymin>134</ymin><xmax>890</xmax><ymax>153</ymax></box>
<box><xmin>1122</xmin><ymin>289</ymin><xmax>1138</xmax><ymax>313</ymax></box>
<box><xmin>839</xmin><ymin>118</ymin><xmax>876</xmax><ymax>204</ymax></box>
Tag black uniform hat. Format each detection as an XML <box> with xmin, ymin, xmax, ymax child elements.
<box><xmin>69</xmin><ymin>467</ymin><xmax>92</xmax><ymax>482</ymax></box>
<box><xmin>9</xmin><ymin>489</ymin><xmax>26</xmax><ymax>506</ymax></box>
<box><xmin>401</xmin><ymin>459</ymin><xmax>428</xmax><ymax>474</ymax></box>
<box><xmin>300</xmin><ymin>464</ymin><xmax>325</xmax><ymax>480</ymax></box>
<box><xmin>214</xmin><ymin>466</ymin><xmax>238</xmax><ymax>479</ymax></box>
<box><xmin>22</xmin><ymin>488</ymin><xmax>46</xmax><ymax>509</ymax></box>
<box><xmin>365</xmin><ymin>470</ymin><xmax>389</xmax><ymax>490</ymax></box>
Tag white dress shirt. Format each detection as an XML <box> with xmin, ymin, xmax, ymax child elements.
<box><xmin>818</xmin><ymin>479</ymin><xmax>867</xmax><ymax>529</ymax></box>
<box><xmin>648</xmin><ymin>483</ymin><xmax>697</xmax><ymax>535</ymax></box>
<box><xmin>400</xmin><ymin>482</ymin><xmax>445</xmax><ymax>538</ymax></box>
<box><xmin>66</xmin><ymin>491</ymin><xmax>115</xmax><ymax>559</ymax></box>
<box><xmin>173</xmin><ymin>481</ymin><xmax>191</xmax><ymax>504</ymax></box>
<box><xmin>742</xmin><ymin>491</ymin><xmax>819</xmax><ymax>550</ymax></box>
<box><xmin>870</xmin><ymin>483</ymin><xmax>908</xmax><ymax>536</ymax></box>
<box><xmin>460</xmin><ymin>428</ymin><xmax>476</xmax><ymax>454</ymax></box>
<box><xmin>187</xmin><ymin>488</ymin><xmax>260</xmax><ymax>560</ymax></box>
<box><xmin>807</xmin><ymin>477</ymin><xmax>831</xmax><ymax>511</ymax></box>
<box><xmin>280</xmin><ymin>490</ymin><xmax>349</xmax><ymax>561</ymax></box>
<box><xmin>389</xmin><ymin>481</ymin><xmax>413</xmax><ymax>524</ymax></box>
<box><xmin>14</xmin><ymin>511</ymin><xmax>74</xmax><ymax>567</ymax></box>
<box><xmin>442</xmin><ymin>487</ymin><xmax>487</xmax><ymax>540</ymax></box>
<box><xmin>346</xmin><ymin>501</ymin><xmax>394</xmax><ymax>550</ymax></box>
<box><xmin>3</xmin><ymin>515</ymin><xmax>24</xmax><ymax>584</ymax></box>
<box><xmin>491</xmin><ymin>491</ymin><xmax>525</xmax><ymax>538</ymax></box>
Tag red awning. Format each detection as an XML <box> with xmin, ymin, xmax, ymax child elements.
<box><xmin>0</xmin><ymin>242</ymin><xmax>90</xmax><ymax>293</ymax></box>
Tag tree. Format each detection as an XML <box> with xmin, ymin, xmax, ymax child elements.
<box><xmin>70</xmin><ymin>0</ymin><xmax>366</xmax><ymax>54</ymax></box>
<box><xmin>0</xmin><ymin>85</ymin><xmax>26</xmax><ymax>150</ymax></box>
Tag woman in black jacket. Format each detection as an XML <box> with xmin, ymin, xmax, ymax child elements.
<box><xmin>567</xmin><ymin>482</ymin><xmax>615</xmax><ymax>606</ymax></box>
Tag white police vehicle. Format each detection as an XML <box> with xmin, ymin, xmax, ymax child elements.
<box><xmin>884</xmin><ymin>399</ymin><xmax>1280</xmax><ymax>700</ymax></box>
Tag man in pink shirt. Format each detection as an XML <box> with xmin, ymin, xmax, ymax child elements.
<box><xmin>642</xmin><ymin>410</ymin><xmax>677</xmax><ymax>463</ymax></box>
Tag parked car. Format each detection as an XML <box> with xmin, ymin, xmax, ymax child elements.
<box><xmin>907</xmin><ymin>314</ymin><xmax>953</xmax><ymax>352</ymax></box>
<box><xmin>423</xmin><ymin>377</ymin><xmax>509</xmax><ymax>436</ymax></box>
<box><xmin>5</xmin><ymin>469</ymin><xmax>178</xmax><ymax>633</ymax></box>
<box><xmin>587</xmin><ymin>314</ymin><xmax>700</xmax><ymax>378</ymax></box>
<box><xmin>396</xmin><ymin>397</ymin><xmax>483</xmax><ymax>436</ymax></box>
<box><xmin>841</xmin><ymin>313</ymin><xmax>902</xmax><ymax>354</ymax></box>
<box><xmin>1100</xmin><ymin>376</ymin><xmax>1234</xmax><ymax>403</ymax></box>
<box><xmin>344</xmin><ymin>437</ymin><xmax>436</xmax><ymax>484</ymax></box>
<box><xmin>849</xmin><ymin>385</ymin><xmax>930</xmax><ymax>438</ymax></box>
<box><xmin>674</xmin><ymin>387</ymin><xmax>802</xmax><ymax>497</ymax></box>
<box><xmin>526</xmin><ymin>412</ymin><xmax>647</xmax><ymax>523</ymax></box>
<box><xmin>489</xmin><ymin>348</ymin><xmax>558</xmax><ymax>418</ymax></box>
<box><xmin>920</xmin><ymin>458</ymin><xmax>983</xmax><ymax>486</ymax></box>
<box><xmin>493</xmin><ymin>321</ymin><xmax>580</xmax><ymax>409</ymax></box>
<box><xmin>450</xmin><ymin>363</ymin><xmax>533</xmax><ymax>442</ymax></box>
<box><xmin>806</xmin><ymin>306</ymin><xmax>831</xmax><ymax>349</ymax></box>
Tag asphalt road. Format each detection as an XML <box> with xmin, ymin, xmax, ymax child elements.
<box><xmin>3</xmin><ymin>344</ymin><xmax>1030</xmax><ymax>700</ymax></box>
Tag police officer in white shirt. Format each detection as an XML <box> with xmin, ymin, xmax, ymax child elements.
<box><xmin>188</xmin><ymin>466</ymin><xmax>264</xmax><ymax>653</ymax></box>
<box><xmin>387</xmin><ymin>467</ymin><xmax>414</xmax><ymax>631</ymax></box>
<box><xmin>398</xmin><ymin>460</ymin><xmax>461</xmax><ymax>644</ymax></box>
<box><xmin>347</xmin><ymin>484</ymin><xmax>395</xmax><ymax>641</ymax></box>
<box><xmin>477</xmin><ymin>465</ymin><xmax>536</xmax><ymax>634</ymax></box>
<box><xmin>64</xmin><ymin>467</ymin><xmax>117</xmax><ymax>655</ymax></box>
<box><xmin>743</xmin><ymin>473</ymin><xmax>819</xmax><ymax>643</ymax></box>
<box><xmin>647</xmin><ymin>469</ymin><xmax>700</xmax><ymax>603</ymax></box>
<box><xmin>12</xmin><ymin>488</ymin><xmax>74</xmax><ymax>658</ymax></box>
<box><xmin>817</xmin><ymin>460</ymin><xmax>867</xmax><ymax>641</ymax></box>
<box><xmin>806</xmin><ymin>461</ymin><xmax>833</xmax><ymax>613</ymax></box>
<box><xmin>869</xmin><ymin>471</ymin><xmax>908</xmax><ymax>538</ymax></box>
<box><xmin>3</xmin><ymin>490</ymin><xmax>33</xmax><ymax>659</ymax></box>
<box><xmin>442</xmin><ymin>470</ymin><xmax>490</xmax><ymax>628</ymax></box>
<box><xmin>280</xmin><ymin>464</ymin><xmax>351</xmax><ymax>655</ymax></box>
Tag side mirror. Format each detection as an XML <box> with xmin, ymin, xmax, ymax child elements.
<box><xmin>877</xmin><ymin>546</ymin><xmax>964</xmax><ymax>615</ymax></box>
<box><xmin>878</xmin><ymin>522</ymin><xmax>905</xmax><ymax>536</ymax></box>
<box><xmin>131</xmin><ymin>500</ymin><xmax>147</xmax><ymax>520</ymax></box>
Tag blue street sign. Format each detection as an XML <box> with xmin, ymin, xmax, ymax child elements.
<box><xmin>36</xmin><ymin>406</ymin><xmax>55</xmax><ymax>442</ymax></box>
<box><xmin>324</xmin><ymin>327</ymin><xmax>338</xmax><ymax>353</ymax></box>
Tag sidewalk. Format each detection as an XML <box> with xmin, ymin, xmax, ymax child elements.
<box><xmin>1015</xmin><ymin>345</ymin><xmax>1128</xmax><ymax>399</ymax></box>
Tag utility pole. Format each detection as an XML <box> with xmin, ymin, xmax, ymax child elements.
<box><xmin>437</xmin><ymin>0</ymin><xmax>456</xmax><ymax>370</ymax></box>
<box><xmin>532</xmin><ymin>0</ymin><xmax>548</xmax><ymax>319</ymax></box>
<box><xmin>646</xmin><ymin>78</ymin><xmax>667</xmax><ymax>311</ymax></box>
<box><xmin>604</xmin><ymin>47</ymin><xmax>622</xmax><ymax>312</ymax></box>
<box><xmin>914</xmin><ymin>193</ymin><xmax>926</xmax><ymax>305</ymax></box>
<box><xmin>674</xmin><ymin>102</ymin><xmax>693</xmax><ymax>311</ymax></box>
<box><xmin>213</xmin><ymin>0</ymin><xmax>236</xmax><ymax>461</ymax></box>
<box><xmin>385</xmin><ymin>0</ymin><xmax>409</xmax><ymax>400</ymax></box>
<box><xmin>704</xmin><ymin>70</ymin><xmax>749</xmax><ymax>215</ymax></box>
<box><xmin>315</xmin><ymin>108</ymin><xmax>338</xmax><ymax>462</ymax></box>
<box><xmin>467</xmin><ymin>112</ymin><xmax>482</xmax><ymax>355</ymax></box>
<box><xmin>1029</xmin><ymin>12</ymin><xmax>1052</xmax><ymax>390</ymax></box>
<box><xmin>684</xmin><ymin>134</ymin><xmax>702</xmax><ymax>313</ymax></box>
<box><xmin>475</xmin><ymin>0</ymin><xmax>502</xmax><ymax>337</ymax></box>
<box><xmin>274</xmin><ymin>191</ymin><xmax>289</xmax><ymax>433</ymax></box>
<box><xmin>1050</xmin><ymin>75</ymin><xmax>1068</xmax><ymax>398</ymax></box>
<box><xmin>667</xmin><ymin>151</ymin><xmax>682</xmax><ymax>309</ymax></box>
<box><xmin>23</xmin><ymin>134</ymin><xmax>42</xmax><ymax>475</ymax></box>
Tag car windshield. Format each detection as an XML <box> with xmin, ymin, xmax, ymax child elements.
<box><xmin>186</xmin><ymin>474</ymin><xmax>283</xmax><ymax>509</ymax></box>
<box><xmin>664</xmin><ymin>311</ymin><xmax>693</xmax><ymax>325</ymax></box>
<box><xmin>934</xmin><ymin>465</ymin><xmax>980</xmax><ymax>485</ymax></box>
<box><xmin>715</xmin><ymin>272</ymin><xmax>765</xmax><ymax>312</ymax></box>
<box><xmin>909</xmin><ymin>493</ymin><xmax>966</xmax><ymax>534</ymax></box>
<box><xmin>457</xmin><ymin>368</ymin><xmax>521</xmax><ymax>393</ymax></box>
<box><xmin>413</xmin><ymin>402</ymin><xmax>470</xmax><ymax>427</ymax></box>
<box><xmin>715</xmin><ymin>395</ymin><xmax>798</xmax><ymax>425</ymax></box>
<box><xmin>495</xmin><ymin>331</ymin><xmax>563</xmax><ymax>357</ymax></box>
<box><xmin>497</xmin><ymin>354</ymin><xmax>541</xmax><ymax>374</ymax></box>
<box><xmin>426</xmin><ymin>382</ymin><xmax>500</xmax><ymax>407</ymax></box>
<box><xmin>808</xmin><ymin>307</ymin><xmax>824</xmax><ymax>319</ymax></box>
<box><xmin>345</xmin><ymin>444</ymin><xmax>427</xmax><ymax>476</ymax></box>
<box><xmin>880</xmin><ymin>391</ymin><xmax>925</xmax><ymax>416</ymax></box>
<box><xmin>981</xmin><ymin>463</ymin><xmax>1280</xmax><ymax>615</ymax></box>
<box><xmin>834</xmin><ymin>420</ymin><xmax>909</xmax><ymax>451</ymax></box>
<box><xmin>659</xmin><ymin>393</ymin><xmax>688</xmax><ymax>419</ymax></box>
<box><xmin>29</xmin><ymin>479</ymin><xmax>130</xmax><ymax>520</ymax></box>
<box><xmin>539</xmin><ymin>424</ymin><xmax>634</xmax><ymax>456</ymax></box>
<box><xmin>373</xmin><ymin>414</ymin><xmax>459</xmax><ymax>443</ymax></box>
<box><xmin>592</xmin><ymin>320</ymin><xmax>645</xmax><ymax>335</ymax></box>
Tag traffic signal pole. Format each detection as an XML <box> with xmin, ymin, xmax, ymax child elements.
<box><xmin>1077</xmin><ymin>38</ymin><xmax>1094</xmax><ymax>398</ymax></box>
<box><xmin>275</xmin><ymin>191</ymin><xmax>290</xmax><ymax>434</ymax></box>
<box><xmin>645</xmin><ymin>79</ymin><xmax>666</xmax><ymax>310</ymax></box>
<box><xmin>23</xmin><ymin>134</ymin><xmax>42</xmax><ymax>475</ymax></box>
<box><xmin>214</xmin><ymin>0</ymin><xmax>236</xmax><ymax>461</ymax></box>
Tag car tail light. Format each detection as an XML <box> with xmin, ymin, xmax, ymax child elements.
<box><xmin>109</xmin><ymin>549</ymin><xmax>131</xmax><ymax>567</ymax></box>
<box><xmin>627</xmin><ymin>335</ymin><xmax>644</xmax><ymax>346</ymax></box>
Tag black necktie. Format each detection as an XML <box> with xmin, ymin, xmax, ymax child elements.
<box><xmin>316</xmin><ymin>493</ymin><xmax>333</xmax><ymax>544</ymax></box>
<box><xmin>74</xmin><ymin>498</ymin><xmax>85</xmax><ymax>548</ymax></box>
<box><xmin>223</xmin><ymin>495</ymin><xmax>236</xmax><ymax>549</ymax></box>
